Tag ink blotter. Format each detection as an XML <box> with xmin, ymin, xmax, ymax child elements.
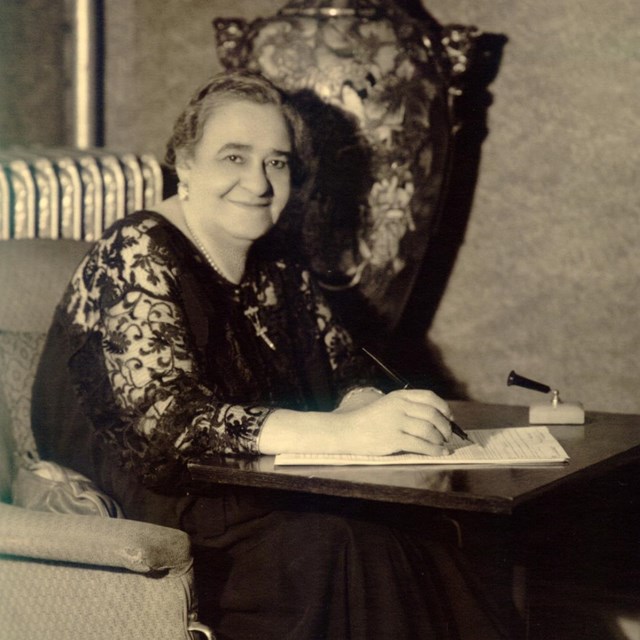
<box><xmin>507</xmin><ymin>370</ymin><xmax>585</xmax><ymax>425</ymax></box>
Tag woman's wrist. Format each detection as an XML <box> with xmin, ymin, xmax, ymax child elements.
<box><xmin>337</xmin><ymin>386</ymin><xmax>385</xmax><ymax>412</ymax></box>
<box><xmin>256</xmin><ymin>388</ymin><xmax>386</xmax><ymax>455</ymax></box>
<box><xmin>257</xmin><ymin>408</ymin><xmax>344</xmax><ymax>455</ymax></box>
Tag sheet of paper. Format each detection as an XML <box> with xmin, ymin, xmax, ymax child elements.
<box><xmin>274</xmin><ymin>426</ymin><xmax>570</xmax><ymax>466</ymax></box>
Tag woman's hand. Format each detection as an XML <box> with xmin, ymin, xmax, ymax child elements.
<box><xmin>332</xmin><ymin>389</ymin><xmax>454</xmax><ymax>457</ymax></box>
<box><xmin>258</xmin><ymin>389</ymin><xmax>454</xmax><ymax>457</ymax></box>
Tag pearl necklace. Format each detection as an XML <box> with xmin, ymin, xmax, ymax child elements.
<box><xmin>184</xmin><ymin>216</ymin><xmax>228</xmax><ymax>281</ymax></box>
<box><xmin>183</xmin><ymin>216</ymin><xmax>276</xmax><ymax>351</ymax></box>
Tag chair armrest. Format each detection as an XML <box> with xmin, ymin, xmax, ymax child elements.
<box><xmin>0</xmin><ymin>502</ymin><xmax>192</xmax><ymax>575</ymax></box>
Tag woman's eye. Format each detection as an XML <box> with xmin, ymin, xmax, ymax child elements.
<box><xmin>269</xmin><ymin>158</ymin><xmax>289</xmax><ymax>170</ymax></box>
<box><xmin>225</xmin><ymin>154</ymin><xmax>244</xmax><ymax>164</ymax></box>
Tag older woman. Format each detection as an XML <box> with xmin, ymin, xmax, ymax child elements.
<box><xmin>32</xmin><ymin>71</ymin><xmax>509</xmax><ymax>639</ymax></box>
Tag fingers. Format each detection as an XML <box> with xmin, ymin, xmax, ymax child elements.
<box><xmin>398</xmin><ymin>431</ymin><xmax>451</xmax><ymax>457</ymax></box>
<box><xmin>343</xmin><ymin>389</ymin><xmax>456</xmax><ymax>456</ymax></box>
<box><xmin>405</xmin><ymin>406</ymin><xmax>452</xmax><ymax>442</ymax></box>
<box><xmin>392</xmin><ymin>388</ymin><xmax>454</xmax><ymax>421</ymax></box>
<box><xmin>391</xmin><ymin>392</ymin><xmax>453</xmax><ymax>442</ymax></box>
<box><xmin>401</xmin><ymin>417</ymin><xmax>448</xmax><ymax>445</ymax></box>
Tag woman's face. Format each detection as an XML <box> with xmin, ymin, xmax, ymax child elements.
<box><xmin>178</xmin><ymin>99</ymin><xmax>292</xmax><ymax>245</ymax></box>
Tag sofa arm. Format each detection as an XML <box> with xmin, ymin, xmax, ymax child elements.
<box><xmin>0</xmin><ymin>502</ymin><xmax>192</xmax><ymax>575</ymax></box>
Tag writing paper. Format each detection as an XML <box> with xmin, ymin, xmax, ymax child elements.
<box><xmin>274</xmin><ymin>426</ymin><xmax>569</xmax><ymax>466</ymax></box>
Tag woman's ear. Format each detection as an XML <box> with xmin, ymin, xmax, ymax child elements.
<box><xmin>175</xmin><ymin>153</ymin><xmax>191</xmax><ymax>184</ymax></box>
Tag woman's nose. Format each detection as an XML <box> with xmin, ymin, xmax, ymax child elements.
<box><xmin>243</xmin><ymin>161</ymin><xmax>271</xmax><ymax>195</ymax></box>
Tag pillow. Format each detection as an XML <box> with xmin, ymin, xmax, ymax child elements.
<box><xmin>0</xmin><ymin>330</ymin><xmax>124</xmax><ymax>518</ymax></box>
<box><xmin>0</xmin><ymin>330</ymin><xmax>46</xmax><ymax>466</ymax></box>
<box><xmin>12</xmin><ymin>461</ymin><xmax>123</xmax><ymax>518</ymax></box>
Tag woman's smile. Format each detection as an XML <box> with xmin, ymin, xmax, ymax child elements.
<box><xmin>227</xmin><ymin>198</ymin><xmax>273</xmax><ymax>210</ymax></box>
<box><xmin>178</xmin><ymin>100</ymin><xmax>292</xmax><ymax>246</ymax></box>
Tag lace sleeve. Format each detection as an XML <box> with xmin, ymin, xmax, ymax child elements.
<box><xmin>69</xmin><ymin>218</ymin><xmax>273</xmax><ymax>488</ymax></box>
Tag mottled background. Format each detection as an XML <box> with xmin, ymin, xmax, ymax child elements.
<box><xmin>1</xmin><ymin>0</ymin><xmax>638</xmax><ymax>413</ymax></box>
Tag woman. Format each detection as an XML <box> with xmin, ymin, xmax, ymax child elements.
<box><xmin>32</xmin><ymin>71</ymin><xmax>509</xmax><ymax>639</ymax></box>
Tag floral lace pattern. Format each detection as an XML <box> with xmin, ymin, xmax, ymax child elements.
<box><xmin>53</xmin><ymin>212</ymin><xmax>370</xmax><ymax>486</ymax></box>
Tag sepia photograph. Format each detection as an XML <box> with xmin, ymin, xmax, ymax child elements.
<box><xmin>1</xmin><ymin>1</ymin><xmax>638</xmax><ymax>638</ymax></box>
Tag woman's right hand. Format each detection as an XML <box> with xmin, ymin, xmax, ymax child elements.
<box><xmin>332</xmin><ymin>389</ymin><xmax>454</xmax><ymax>457</ymax></box>
<box><xmin>258</xmin><ymin>389</ymin><xmax>455</xmax><ymax>457</ymax></box>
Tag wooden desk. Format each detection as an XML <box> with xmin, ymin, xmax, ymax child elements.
<box><xmin>188</xmin><ymin>402</ymin><xmax>640</xmax><ymax>515</ymax></box>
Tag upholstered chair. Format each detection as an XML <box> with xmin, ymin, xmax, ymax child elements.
<box><xmin>0</xmin><ymin>149</ymin><xmax>215</xmax><ymax>639</ymax></box>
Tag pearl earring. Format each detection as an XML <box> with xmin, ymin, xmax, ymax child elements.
<box><xmin>178</xmin><ymin>182</ymin><xmax>189</xmax><ymax>201</ymax></box>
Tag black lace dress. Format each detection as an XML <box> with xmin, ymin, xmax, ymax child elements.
<box><xmin>32</xmin><ymin>211</ymin><xmax>510</xmax><ymax>640</ymax></box>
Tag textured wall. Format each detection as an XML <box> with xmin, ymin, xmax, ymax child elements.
<box><xmin>0</xmin><ymin>0</ymin><xmax>67</xmax><ymax>148</ymax></box>
<box><xmin>104</xmin><ymin>0</ymin><xmax>268</xmax><ymax>160</ymax></box>
<box><xmin>423</xmin><ymin>0</ymin><xmax>640</xmax><ymax>413</ymax></box>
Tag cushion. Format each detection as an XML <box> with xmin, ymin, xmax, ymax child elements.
<box><xmin>0</xmin><ymin>239</ymin><xmax>91</xmax><ymax>333</ymax></box>
<box><xmin>12</xmin><ymin>461</ymin><xmax>123</xmax><ymax>519</ymax></box>
<box><xmin>0</xmin><ymin>329</ymin><xmax>124</xmax><ymax>517</ymax></box>
<box><xmin>0</xmin><ymin>330</ymin><xmax>46</xmax><ymax>466</ymax></box>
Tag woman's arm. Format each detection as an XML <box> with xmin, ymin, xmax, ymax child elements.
<box><xmin>258</xmin><ymin>271</ymin><xmax>455</xmax><ymax>456</ymax></box>
<box><xmin>67</xmin><ymin>218</ymin><xmax>274</xmax><ymax>489</ymax></box>
<box><xmin>258</xmin><ymin>389</ymin><xmax>454</xmax><ymax>457</ymax></box>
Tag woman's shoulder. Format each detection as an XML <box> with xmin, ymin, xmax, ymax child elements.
<box><xmin>62</xmin><ymin>211</ymin><xmax>184</xmax><ymax>325</ymax></box>
<box><xmin>75</xmin><ymin>210</ymin><xmax>186</xmax><ymax>291</ymax></box>
<box><xmin>91</xmin><ymin>210</ymin><xmax>184</xmax><ymax>262</ymax></box>
<box><xmin>101</xmin><ymin>209</ymin><xmax>174</xmax><ymax>242</ymax></box>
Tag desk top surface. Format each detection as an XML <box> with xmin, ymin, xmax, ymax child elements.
<box><xmin>188</xmin><ymin>402</ymin><xmax>640</xmax><ymax>514</ymax></box>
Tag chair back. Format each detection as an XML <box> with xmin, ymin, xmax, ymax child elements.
<box><xmin>213</xmin><ymin>1</ymin><xmax>479</xmax><ymax>337</ymax></box>
<box><xmin>0</xmin><ymin>240</ymin><xmax>92</xmax><ymax>496</ymax></box>
<box><xmin>0</xmin><ymin>146</ymin><xmax>163</xmax><ymax>494</ymax></box>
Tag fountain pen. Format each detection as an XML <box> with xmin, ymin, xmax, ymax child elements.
<box><xmin>361</xmin><ymin>347</ymin><xmax>472</xmax><ymax>443</ymax></box>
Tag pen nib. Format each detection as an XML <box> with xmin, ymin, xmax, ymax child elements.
<box><xmin>451</xmin><ymin>421</ymin><xmax>472</xmax><ymax>443</ymax></box>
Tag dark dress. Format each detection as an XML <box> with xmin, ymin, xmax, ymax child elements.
<box><xmin>32</xmin><ymin>211</ymin><xmax>510</xmax><ymax>640</ymax></box>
